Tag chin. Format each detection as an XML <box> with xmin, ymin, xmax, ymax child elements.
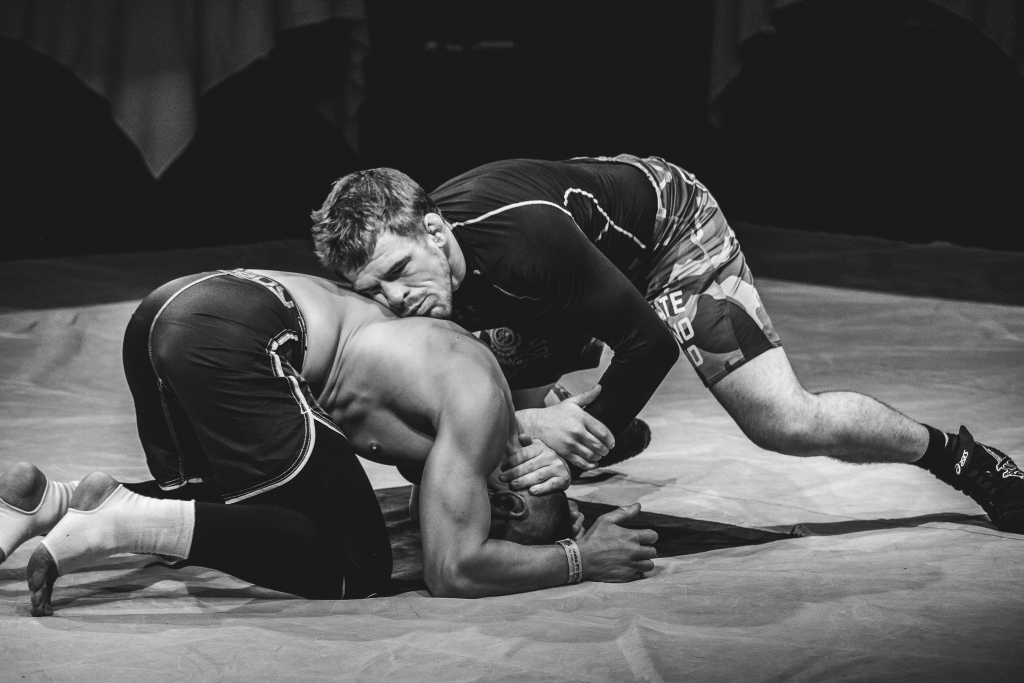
<box><xmin>428</xmin><ymin>295</ymin><xmax>453</xmax><ymax>319</ymax></box>
<box><xmin>428</xmin><ymin>304</ymin><xmax>452</xmax><ymax>319</ymax></box>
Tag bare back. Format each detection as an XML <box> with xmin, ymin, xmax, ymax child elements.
<box><xmin>252</xmin><ymin>270</ymin><xmax>518</xmax><ymax>471</ymax></box>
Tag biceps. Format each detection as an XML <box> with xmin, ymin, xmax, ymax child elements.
<box><xmin>418</xmin><ymin>444</ymin><xmax>492</xmax><ymax>589</ymax></box>
<box><xmin>417</xmin><ymin>407</ymin><xmax>506</xmax><ymax>567</ymax></box>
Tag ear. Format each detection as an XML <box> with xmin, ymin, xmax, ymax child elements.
<box><xmin>489</xmin><ymin>490</ymin><xmax>528</xmax><ymax>520</ymax></box>
<box><xmin>422</xmin><ymin>213</ymin><xmax>448</xmax><ymax>248</ymax></box>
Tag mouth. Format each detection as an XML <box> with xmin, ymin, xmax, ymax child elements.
<box><xmin>408</xmin><ymin>298</ymin><xmax>427</xmax><ymax>317</ymax></box>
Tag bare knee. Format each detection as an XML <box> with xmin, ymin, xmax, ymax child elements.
<box><xmin>733</xmin><ymin>394</ymin><xmax>825</xmax><ymax>457</ymax></box>
<box><xmin>0</xmin><ymin>462</ymin><xmax>47</xmax><ymax>511</ymax></box>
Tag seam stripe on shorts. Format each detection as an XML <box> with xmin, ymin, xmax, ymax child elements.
<box><xmin>223</xmin><ymin>329</ymin><xmax>319</xmax><ymax>503</ymax></box>
<box><xmin>147</xmin><ymin>272</ymin><xmax>225</xmax><ymax>491</ymax></box>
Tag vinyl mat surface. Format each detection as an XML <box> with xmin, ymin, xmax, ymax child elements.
<box><xmin>1</xmin><ymin>241</ymin><xmax>1022</xmax><ymax>682</ymax></box>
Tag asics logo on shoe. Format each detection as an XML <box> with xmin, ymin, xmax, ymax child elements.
<box><xmin>955</xmin><ymin>448</ymin><xmax>970</xmax><ymax>475</ymax></box>
<box><xmin>985</xmin><ymin>445</ymin><xmax>1024</xmax><ymax>480</ymax></box>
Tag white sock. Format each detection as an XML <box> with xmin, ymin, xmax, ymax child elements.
<box><xmin>0</xmin><ymin>479</ymin><xmax>78</xmax><ymax>560</ymax></box>
<box><xmin>40</xmin><ymin>485</ymin><xmax>195</xmax><ymax>575</ymax></box>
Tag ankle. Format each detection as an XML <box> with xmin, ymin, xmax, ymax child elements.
<box><xmin>911</xmin><ymin>425</ymin><xmax>949</xmax><ymax>471</ymax></box>
<box><xmin>0</xmin><ymin>463</ymin><xmax>48</xmax><ymax>511</ymax></box>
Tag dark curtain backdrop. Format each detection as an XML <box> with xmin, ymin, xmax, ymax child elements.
<box><xmin>712</xmin><ymin>0</ymin><xmax>1024</xmax><ymax>249</ymax></box>
<box><xmin>1</xmin><ymin>0</ymin><xmax>1022</xmax><ymax>260</ymax></box>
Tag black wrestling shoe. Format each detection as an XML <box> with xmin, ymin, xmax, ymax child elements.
<box><xmin>932</xmin><ymin>426</ymin><xmax>1024</xmax><ymax>533</ymax></box>
<box><xmin>601</xmin><ymin>418</ymin><xmax>652</xmax><ymax>468</ymax></box>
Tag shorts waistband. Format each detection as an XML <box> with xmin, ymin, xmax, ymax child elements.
<box><xmin>218</xmin><ymin>269</ymin><xmax>308</xmax><ymax>368</ymax></box>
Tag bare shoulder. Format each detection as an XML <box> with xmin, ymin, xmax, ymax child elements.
<box><xmin>361</xmin><ymin>317</ymin><xmax>490</xmax><ymax>360</ymax></box>
<box><xmin>360</xmin><ymin>318</ymin><xmax>506</xmax><ymax>395</ymax></box>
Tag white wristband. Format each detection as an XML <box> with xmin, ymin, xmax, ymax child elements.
<box><xmin>556</xmin><ymin>538</ymin><xmax>583</xmax><ymax>584</ymax></box>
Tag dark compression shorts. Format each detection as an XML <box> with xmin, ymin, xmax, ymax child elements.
<box><xmin>123</xmin><ymin>269</ymin><xmax>339</xmax><ymax>502</ymax></box>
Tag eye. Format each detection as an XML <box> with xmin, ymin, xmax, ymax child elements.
<box><xmin>384</xmin><ymin>258</ymin><xmax>411</xmax><ymax>281</ymax></box>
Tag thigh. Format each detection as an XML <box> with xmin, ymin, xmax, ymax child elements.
<box><xmin>710</xmin><ymin>346</ymin><xmax>807</xmax><ymax>427</ymax></box>
<box><xmin>123</xmin><ymin>273</ymin><xmax>219</xmax><ymax>492</ymax></box>
<box><xmin>477</xmin><ymin>326</ymin><xmax>603</xmax><ymax>391</ymax></box>
<box><xmin>647</xmin><ymin>208</ymin><xmax>782</xmax><ymax>387</ymax></box>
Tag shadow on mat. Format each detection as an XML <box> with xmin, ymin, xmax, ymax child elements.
<box><xmin>378</xmin><ymin>489</ymin><xmax>1003</xmax><ymax>594</ymax></box>
<box><xmin>778</xmin><ymin>512</ymin><xmax>996</xmax><ymax>537</ymax></box>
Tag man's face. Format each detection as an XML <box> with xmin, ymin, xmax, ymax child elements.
<box><xmin>344</xmin><ymin>230</ymin><xmax>454</xmax><ymax>318</ymax></box>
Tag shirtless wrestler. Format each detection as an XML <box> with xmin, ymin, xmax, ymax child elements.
<box><xmin>0</xmin><ymin>269</ymin><xmax>656</xmax><ymax>616</ymax></box>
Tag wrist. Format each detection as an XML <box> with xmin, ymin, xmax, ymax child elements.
<box><xmin>556</xmin><ymin>538</ymin><xmax>583</xmax><ymax>584</ymax></box>
<box><xmin>516</xmin><ymin>408</ymin><xmax>538</xmax><ymax>435</ymax></box>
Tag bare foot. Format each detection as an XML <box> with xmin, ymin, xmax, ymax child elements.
<box><xmin>0</xmin><ymin>463</ymin><xmax>49</xmax><ymax>565</ymax></box>
<box><xmin>27</xmin><ymin>543</ymin><xmax>58</xmax><ymax>617</ymax></box>
<box><xmin>26</xmin><ymin>472</ymin><xmax>119</xmax><ymax>617</ymax></box>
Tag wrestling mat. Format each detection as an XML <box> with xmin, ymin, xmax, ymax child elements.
<box><xmin>2</xmin><ymin>240</ymin><xmax>1022</xmax><ymax>681</ymax></box>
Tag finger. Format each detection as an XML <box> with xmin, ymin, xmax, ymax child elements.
<box><xmin>500</xmin><ymin>457</ymin><xmax>545</xmax><ymax>483</ymax></box>
<box><xmin>564</xmin><ymin>443</ymin><xmax>602</xmax><ymax>464</ymax></box>
<box><xmin>528</xmin><ymin>477</ymin><xmax>569</xmax><ymax>496</ymax></box>
<box><xmin>570</xmin><ymin>508</ymin><xmax>585</xmax><ymax>536</ymax></box>
<box><xmin>510</xmin><ymin>464</ymin><xmax>563</xmax><ymax>490</ymax></box>
<box><xmin>636</xmin><ymin>529</ymin><xmax>659</xmax><ymax>546</ymax></box>
<box><xmin>578</xmin><ymin>414</ymin><xmax>615</xmax><ymax>451</ymax></box>
<box><xmin>574</xmin><ymin>431</ymin><xmax>611</xmax><ymax>458</ymax></box>
<box><xmin>565</xmin><ymin>384</ymin><xmax>601</xmax><ymax>407</ymax></box>
<box><xmin>634</xmin><ymin>545</ymin><xmax>658</xmax><ymax>560</ymax></box>
<box><xmin>599</xmin><ymin>502</ymin><xmax>641</xmax><ymax>525</ymax></box>
<box><xmin>636</xmin><ymin>559</ymin><xmax>655</xmax><ymax>573</ymax></box>
<box><xmin>561</xmin><ymin>451</ymin><xmax>598</xmax><ymax>471</ymax></box>
<box><xmin>501</xmin><ymin>443</ymin><xmax>548</xmax><ymax>473</ymax></box>
<box><xmin>561</xmin><ymin>411</ymin><xmax>613</xmax><ymax>453</ymax></box>
<box><xmin>518</xmin><ymin>432</ymin><xmax>533</xmax><ymax>447</ymax></box>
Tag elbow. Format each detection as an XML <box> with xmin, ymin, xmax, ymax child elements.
<box><xmin>424</xmin><ymin>566</ymin><xmax>483</xmax><ymax>599</ymax></box>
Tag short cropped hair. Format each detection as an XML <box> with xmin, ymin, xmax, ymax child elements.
<box><xmin>311</xmin><ymin>168</ymin><xmax>441</xmax><ymax>275</ymax></box>
<box><xmin>489</xmin><ymin>490</ymin><xmax>574</xmax><ymax>545</ymax></box>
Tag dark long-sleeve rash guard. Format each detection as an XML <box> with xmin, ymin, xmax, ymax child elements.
<box><xmin>432</xmin><ymin>158</ymin><xmax>680</xmax><ymax>437</ymax></box>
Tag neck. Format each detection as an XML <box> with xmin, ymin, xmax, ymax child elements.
<box><xmin>445</xmin><ymin>220</ymin><xmax>467</xmax><ymax>290</ymax></box>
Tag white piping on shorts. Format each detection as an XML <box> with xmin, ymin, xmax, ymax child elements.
<box><xmin>223</xmin><ymin>330</ymin><xmax>320</xmax><ymax>503</ymax></box>
<box><xmin>223</xmin><ymin>328</ymin><xmax>347</xmax><ymax>503</ymax></box>
<box><xmin>148</xmin><ymin>272</ymin><xmax>225</xmax><ymax>491</ymax></box>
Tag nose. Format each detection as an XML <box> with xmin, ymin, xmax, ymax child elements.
<box><xmin>379</xmin><ymin>281</ymin><xmax>410</xmax><ymax>311</ymax></box>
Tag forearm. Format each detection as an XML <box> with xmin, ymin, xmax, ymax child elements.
<box><xmin>586</xmin><ymin>335</ymin><xmax>678</xmax><ymax>436</ymax></box>
<box><xmin>427</xmin><ymin>539</ymin><xmax>572</xmax><ymax>598</ymax></box>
